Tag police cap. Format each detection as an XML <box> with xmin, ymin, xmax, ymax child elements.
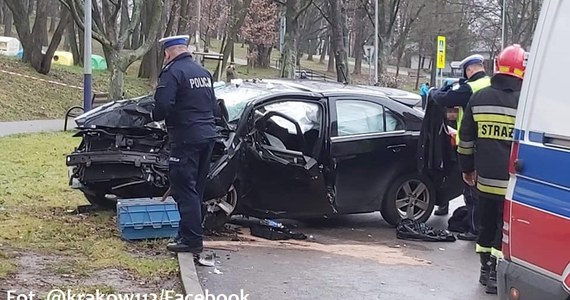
<box><xmin>459</xmin><ymin>54</ymin><xmax>485</xmax><ymax>77</ymax></box>
<box><xmin>159</xmin><ymin>35</ymin><xmax>190</xmax><ymax>50</ymax></box>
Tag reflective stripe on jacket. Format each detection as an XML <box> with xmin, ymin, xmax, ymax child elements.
<box><xmin>457</xmin><ymin>74</ymin><xmax>523</xmax><ymax>199</ymax></box>
<box><xmin>456</xmin><ymin>76</ymin><xmax>491</xmax><ymax>144</ymax></box>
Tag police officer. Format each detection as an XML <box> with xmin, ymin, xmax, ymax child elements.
<box><xmin>458</xmin><ymin>44</ymin><xmax>526</xmax><ymax>294</ymax></box>
<box><xmin>151</xmin><ymin>35</ymin><xmax>218</xmax><ymax>254</ymax></box>
<box><xmin>428</xmin><ymin>54</ymin><xmax>491</xmax><ymax>241</ymax></box>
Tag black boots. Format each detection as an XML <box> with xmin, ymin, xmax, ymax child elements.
<box><xmin>479</xmin><ymin>253</ymin><xmax>491</xmax><ymax>286</ymax></box>
<box><xmin>485</xmin><ymin>256</ymin><xmax>498</xmax><ymax>294</ymax></box>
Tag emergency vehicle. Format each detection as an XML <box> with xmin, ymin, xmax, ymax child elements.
<box><xmin>499</xmin><ymin>0</ymin><xmax>570</xmax><ymax>299</ymax></box>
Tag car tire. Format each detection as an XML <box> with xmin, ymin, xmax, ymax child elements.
<box><xmin>82</xmin><ymin>190</ymin><xmax>117</xmax><ymax>210</ymax></box>
<box><xmin>203</xmin><ymin>184</ymin><xmax>239</xmax><ymax>231</ymax></box>
<box><xmin>380</xmin><ymin>174</ymin><xmax>436</xmax><ymax>226</ymax></box>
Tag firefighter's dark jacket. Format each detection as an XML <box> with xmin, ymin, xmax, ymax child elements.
<box><xmin>430</xmin><ymin>71</ymin><xmax>488</xmax><ymax>108</ymax></box>
<box><xmin>458</xmin><ymin>74</ymin><xmax>523</xmax><ymax>200</ymax></box>
<box><xmin>152</xmin><ymin>53</ymin><xmax>217</xmax><ymax>144</ymax></box>
<box><xmin>417</xmin><ymin>95</ymin><xmax>454</xmax><ymax>175</ymax></box>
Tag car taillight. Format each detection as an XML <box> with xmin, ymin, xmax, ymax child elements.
<box><xmin>502</xmin><ymin>199</ymin><xmax>511</xmax><ymax>260</ymax></box>
<box><xmin>564</xmin><ymin>274</ymin><xmax>570</xmax><ymax>292</ymax></box>
<box><xmin>508</xmin><ymin>141</ymin><xmax>520</xmax><ymax>175</ymax></box>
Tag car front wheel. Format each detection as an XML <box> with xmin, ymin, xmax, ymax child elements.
<box><xmin>380</xmin><ymin>174</ymin><xmax>436</xmax><ymax>226</ymax></box>
<box><xmin>203</xmin><ymin>184</ymin><xmax>239</xmax><ymax>231</ymax></box>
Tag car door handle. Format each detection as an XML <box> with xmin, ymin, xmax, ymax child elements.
<box><xmin>387</xmin><ymin>144</ymin><xmax>407</xmax><ymax>153</ymax></box>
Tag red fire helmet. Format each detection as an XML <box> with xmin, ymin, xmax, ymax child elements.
<box><xmin>495</xmin><ymin>44</ymin><xmax>527</xmax><ymax>79</ymax></box>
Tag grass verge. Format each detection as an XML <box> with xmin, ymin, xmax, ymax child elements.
<box><xmin>0</xmin><ymin>56</ymin><xmax>151</xmax><ymax>122</ymax></box>
<box><xmin>0</xmin><ymin>132</ymin><xmax>178</xmax><ymax>281</ymax></box>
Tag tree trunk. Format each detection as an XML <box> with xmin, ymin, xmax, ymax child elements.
<box><xmin>107</xmin><ymin>49</ymin><xmax>126</xmax><ymax>99</ymax></box>
<box><xmin>3</xmin><ymin>6</ymin><xmax>11</xmax><ymax>36</ymax></box>
<box><xmin>120</xmin><ymin>0</ymin><xmax>130</xmax><ymax>49</ymax></box>
<box><xmin>177</xmin><ymin>0</ymin><xmax>189</xmax><ymax>34</ymax></box>
<box><xmin>328</xmin><ymin>0</ymin><xmax>349</xmax><ymax>83</ymax></box>
<box><xmin>352</xmin><ymin>6</ymin><xmax>366</xmax><ymax>75</ymax></box>
<box><xmin>27</xmin><ymin>0</ymin><xmax>34</xmax><ymax>17</ymax></box>
<box><xmin>280</xmin><ymin>0</ymin><xmax>300</xmax><ymax>78</ymax></box>
<box><xmin>67</xmin><ymin>22</ymin><xmax>80</xmax><ymax>65</ymax></box>
<box><xmin>131</xmin><ymin>22</ymin><xmax>141</xmax><ymax>49</ymax></box>
<box><xmin>48</xmin><ymin>5</ymin><xmax>57</xmax><ymax>33</ymax></box>
<box><xmin>327</xmin><ymin>35</ymin><xmax>335</xmax><ymax>73</ymax></box>
<box><xmin>319</xmin><ymin>37</ymin><xmax>327</xmax><ymax>64</ymax></box>
<box><xmin>307</xmin><ymin>39</ymin><xmax>315</xmax><ymax>61</ymax></box>
<box><xmin>38</xmin><ymin>5</ymin><xmax>71</xmax><ymax>74</ymax></box>
<box><xmin>254</xmin><ymin>44</ymin><xmax>271</xmax><ymax>68</ymax></box>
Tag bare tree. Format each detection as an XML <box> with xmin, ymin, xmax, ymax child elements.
<box><xmin>5</xmin><ymin>0</ymin><xmax>72</xmax><ymax>74</ymax></box>
<box><xmin>328</xmin><ymin>0</ymin><xmax>350</xmax><ymax>82</ymax></box>
<box><xmin>61</xmin><ymin>0</ymin><xmax>163</xmax><ymax>99</ymax></box>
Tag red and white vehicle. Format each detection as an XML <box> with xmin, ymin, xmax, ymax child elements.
<box><xmin>499</xmin><ymin>0</ymin><xmax>570</xmax><ymax>299</ymax></box>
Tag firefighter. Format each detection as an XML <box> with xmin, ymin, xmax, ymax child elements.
<box><xmin>429</xmin><ymin>54</ymin><xmax>491</xmax><ymax>228</ymax></box>
<box><xmin>151</xmin><ymin>35</ymin><xmax>218</xmax><ymax>254</ymax></box>
<box><xmin>458</xmin><ymin>44</ymin><xmax>526</xmax><ymax>294</ymax></box>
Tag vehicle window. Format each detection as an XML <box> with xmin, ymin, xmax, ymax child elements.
<box><xmin>385</xmin><ymin>108</ymin><xmax>405</xmax><ymax>131</ymax></box>
<box><xmin>336</xmin><ymin>100</ymin><xmax>404</xmax><ymax>136</ymax></box>
<box><xmin>255</xmin><ymin>101</ymin><xmax>322</xmax><ymax>154</ymax></box>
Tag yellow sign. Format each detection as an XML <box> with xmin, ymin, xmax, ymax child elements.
<box><xmin>437</xmin><ymin>36</ymin><xmax>446</xmax><ymax>69</ymax></box>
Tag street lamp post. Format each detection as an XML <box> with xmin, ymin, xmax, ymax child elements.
<box><xmin>374</xmin><ymin>0</ymin><xmax>379</xmax><ymax>84</ymax></box>
<box><xmin>501</xmin><ymin>0</ymin><xmax>506</xmax><ymax>49</ymax></box>
<box><xmin>83</xmin><ymin>0</ymin><xmax>92</xmax><ymax>111</ymax></box>
<box><xmin>196</xmin><ymin>0</ymin><xmax>201</xmax><ymax>52</ymax></box>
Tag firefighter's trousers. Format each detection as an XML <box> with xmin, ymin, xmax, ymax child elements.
<box><xmin>476</xmin><ymin>197</ymin><xmax>504</xmax><ymax>258</ymax></box>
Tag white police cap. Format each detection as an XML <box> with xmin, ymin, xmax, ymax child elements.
<box><xmin>459</xmin><ymin>54</ymin><xmax>485</xmax><ymax>69</ymax></box>
<box><xmin>159</xmin><ymin>35</ymin><xmax>190</xmax><ymax>49</ymax></box>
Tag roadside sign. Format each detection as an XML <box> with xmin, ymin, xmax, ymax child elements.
<box><xmin>437</xmin><ymin>36</ymin><xmax>446</xmax><ymax>69</ymax></box>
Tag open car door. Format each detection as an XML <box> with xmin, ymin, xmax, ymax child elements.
<box><xmin>243</xmin><ymin>110</ymin><xmax>331</xmax><ymax>217</ymax></box>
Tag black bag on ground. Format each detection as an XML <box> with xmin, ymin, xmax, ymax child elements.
<box><xmin>447</xmin><ymin>206</ymin><xmax>469</xmax><ymax>233</ymax></box>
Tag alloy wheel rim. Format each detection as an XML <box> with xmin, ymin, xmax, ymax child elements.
<box><xmin>395</xmin><ymin>179</ymin><xmax>430</xmax><ymax>220</ymax></box>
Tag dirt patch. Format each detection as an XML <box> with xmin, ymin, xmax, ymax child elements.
<box><xmin>0</xmin><ymin>251</ymin><xmax>181</xmax><ymax>294</ymax></box>
<box><xmin>204</xmin><ymin>228</ymin><xmax>430</xmax><ymax>266</ymax></box>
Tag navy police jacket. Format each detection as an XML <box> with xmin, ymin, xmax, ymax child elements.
<box><xmin>429</xmin><ymin>71</ymin><xmax>488</xmax><ymax>108</ymax></box>
<box><xmin>152</xmin><ymin>53</ymin><xmax>217</xmax><ymax>144</ymax></box>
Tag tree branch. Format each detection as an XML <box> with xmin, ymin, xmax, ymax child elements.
<box><xmin>119</xmin><ymin>0</ymin><xmax>141</xmax><ymax>45</ymax></box>
<box><xmin>126</xmin><ymin>0</ymin><xmax>162</xmax><ymax>67</ymax></box>
<box><xmin>312</xmin><ymin>1</ymin><xmax>331</xmax><ymax>25</ymax></box>
<box><xmin>294</xmin><ymin>0</ymin><xmax>314</xmax><ymax>21</ymax></box>
<box><xmin>268</xmin><ymin>0</ymin><xmax>286</xmax><ymax>6</ymax></box>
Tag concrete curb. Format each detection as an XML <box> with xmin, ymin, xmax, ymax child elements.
<box><xmin>178</xmin><ymin>253</ymin><xmax>204</xmax><ymax>296</ymax></box>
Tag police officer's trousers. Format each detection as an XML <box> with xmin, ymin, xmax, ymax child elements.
<box><xmin>464</xmin><ymin>185</ymin><xmax>480</xmax><ymax>235</ymax></box>
<box><xmin>169</xmin><ymin>139</ymin><xmax>215</xmax><ymax>246</ymax></box>
<box><xmin>476</xmin><ymin>197</ymin><xmax>504</xmax><ymax>257</ymax></box>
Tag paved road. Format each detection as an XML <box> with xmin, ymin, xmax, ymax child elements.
<box><xmin>0</xmin><ymin>119</ymin><xmax>65</xmax><ymax>137</ymax></box>
<box><xmin>198</xmin><ymin>199</ymin><xmax>496</xmax><ymax>300</ymax></box>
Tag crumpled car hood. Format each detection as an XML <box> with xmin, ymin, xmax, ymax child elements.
<box><xmin>74</xmin><ymin>95</ymin><xmax>156</xmax><ymax>129</ymax></box>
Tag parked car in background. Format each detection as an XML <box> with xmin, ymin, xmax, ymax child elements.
<box><xmin>66</xmin><ymin>79</ymin><xmax>462</xmax><ymax>227</ymax></box>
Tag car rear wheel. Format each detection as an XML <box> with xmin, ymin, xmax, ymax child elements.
<box><xmin>203</xmin><ymin>184</ymin><xmax>239</xmax><ymax>231</ymax></box>
<box><xmin>380</xmin><ymin>174</ymin><xmax>436</xmax><ymax>226</ymax></box>
<box><xmin>82</xmin><ymin>189</ymin><xmax>117</xmax><ymax>209</ymax></box>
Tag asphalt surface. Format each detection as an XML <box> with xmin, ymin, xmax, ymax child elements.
<box><xmin>198</xmin><ymin>199</ymin><xmax>497</xmax><ymax>300</ymax></box>
<box><xmin>0</xmin><ymin>119</ymin><xmax>65</xmax><ymax>137</ymax></box>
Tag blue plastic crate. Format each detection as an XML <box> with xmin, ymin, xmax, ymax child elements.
<box><xmin>117</xmin><ymin>197</ymin><xmax>180</xmax><ymax>240</ymax></box>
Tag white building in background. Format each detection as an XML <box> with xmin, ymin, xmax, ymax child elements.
<box><xmin>0</xmin><ymin>36</ymin><xmax>21</xmax><ymax>56</ymax></box>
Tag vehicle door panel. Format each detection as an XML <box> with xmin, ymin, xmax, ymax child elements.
<box><xmin>329</xmin><ymin>97</ymin><xmax>416</xmax><ymax>213</ymax></box>
<box><xmin>242</xmin><ymin>98</ymin><xmax>331</xmax><ymax>217</ymax></box>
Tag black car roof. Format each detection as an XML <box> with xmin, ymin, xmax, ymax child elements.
<box><xmin>233</xmin><ymin>79</ymin><xmax>397</xmax><ymax>97</ymax></box>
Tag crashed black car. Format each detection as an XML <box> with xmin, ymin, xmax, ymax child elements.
<box><xmin>66</xmin><ymin>80</ymin><xmax>462</xmax><ymax>226</ymax></box>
